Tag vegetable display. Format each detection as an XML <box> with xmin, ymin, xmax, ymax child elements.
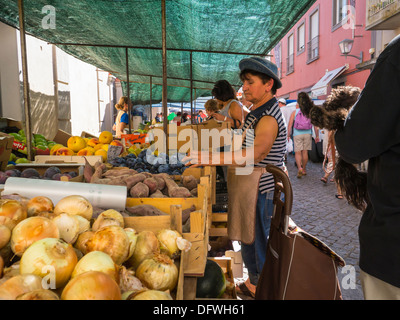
<box><xmin>0</xmin><ymin>194</ymin><xmax>190</xmax><ymax>300</ymax></box>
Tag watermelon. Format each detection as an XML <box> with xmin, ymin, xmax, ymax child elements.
<box><xmin>196</xmin><ymin>259</ymin><xmax>226</xmax><ymax>298</ymax></box>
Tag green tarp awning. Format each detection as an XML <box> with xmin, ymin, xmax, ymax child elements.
<box><xmin>0</xmin><ymin>0</ymin><xmax>316</xmax><ymax>104</ymax></box>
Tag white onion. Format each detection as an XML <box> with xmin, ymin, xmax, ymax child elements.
<box><xmin>92</xmin><ymin>209</ymin><xmax>124</xmax><ymax>231</ymax></box>
<box><xmin>127</xmin><ymin>230</ymin><xmax>160</xmax><ymax>269</ymax></box>
<box><xmin>135</xmin><ymin>253</ymin><xmax>179</xmax><ymax>291</ymax></box>
<box><xmin>20</xmin><ymin>238</ymin><xmax>77</xmax><ymax>289</ymax></box>
<box><xmin>86</xmin><ymin>225</ymin><xmax>130</xmax><ymax>265</ymax></box>
<box><xmin>125</xmin><ymin>289</ymin><xmax>173</xmax><ymax>300</ymax></box>
<box><xmin>119</xmin><ymin>265</ymin><xmax>144</xmax><ymax>294</ymax></box>
<box><xmin>74</xmin><ymin>231</ymin><xmax>94</xmax><ymax>255</ymax></box>
<box><xmin>74</xmin><ymin>214</ymin><xmax>90</xmax><ymax>234</ymax></box>
<box><xmin>26</xmin><ymin>196</ymin><xmax>54</xmax><ymax>217</ymax></box>
<box><xmin>0</xmin><ymin>225</ymin><xmax>11</xmax><ymax>250</ymax></box>
<box><xmin>0</xmin><ymin>274</ymin><xmax>44</xmax><ymax>300</ymax></box>
<box><xmin>61</xmin><ymin>271</ymin><xmax>121</xmax><ymax>300</ymax></box>
<box><xmin>71</xmin><ymin>251</ymin><xmax>118</xmax><ymax>281</ymax></box>
<box><xmin>54</xmin><ymin>195</ymin><xmax>93</xmax><ymax>220</ymax></box>
<box><xmin>157</xmin><ymin>229</ymin><xmax>191</xmax><ymax>259</ymax></box>
<box><xmin>11</xmin><ymin>216</ymin><xmax>59</xmax><ymax>256</ymax></box>
<box><xmin>16</xmin><ymin>289</ymin><xmax>59</xmax><ymax>300</ymax></box>
<box><xmin>0</xmin><ymin>199</ymin><xmax>27</xmax><ymax>230</ymax></box>
<box><xmin>124</xmin><ymin>228</ymin><xmax>138</xmax><ymax>261</ymax></box>
<box><xmin>52</xmin><ymin>213</ymin><xmax>81</xmax><ymax>244</ymax></box>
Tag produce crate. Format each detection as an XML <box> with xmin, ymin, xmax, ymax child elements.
<box><xmin>210</xmin><ymin>212</ymin><xmax>228</xmax><ymax>237</ymax></box>
<box><xmin>125</xmin><ymin>177</ymin><xmax>210</xmax><ymax>277</ymax></box>
<box><xmin>35</xmin><ymin>155</ymin><xmax>103</xmax><ymax>166</ymax></box>
<box><xmin>121</xmin><ymin>133</ymin><xmax>148</xmax><ymax>146</ymax></box>
<box><xmin>11</xmin><ymin>163</ymin><xmax>84</xmax><ymax>182</ymax></box>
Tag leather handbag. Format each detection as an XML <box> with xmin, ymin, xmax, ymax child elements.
<box><xmin>255</xmin><ymin>164</ymin><xmax>345</xmax><ymax>300</ymax></box>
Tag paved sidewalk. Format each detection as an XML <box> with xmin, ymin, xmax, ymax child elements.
<box><xmin>286</xmin><ymin>153</ymin><xmax>364</xmax><ymax>300</ymax></box>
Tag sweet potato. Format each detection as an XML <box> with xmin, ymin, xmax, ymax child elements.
<box><xmin>162</xmin><ymin>175</ymin><xmax>191</xmax><ymax>198</ymax></box>
<box><xmin>181</xmin><ymin>175</ymin><xmax>198</xmax><ymax>191</ymax></box>
<box><xmin>90</xmin><ymin>163</ymin><xmax>107</xmax><ymax>183</ymax></box>
<box><xmin>149</xmin><ymin>190</ymin><xmax>167</xmax><ymax>198</ymax></box>
<box><xmin>124</xmin><ymin>173</ymin><xmax>146</xmax><ymax>189</ymax></box>
<box><xmin>129</xmin><ymin>182</ymin><xmax>149</xmax><ymax>198</ymax></box>
<box><xmin>125</xmin><ymin>204</ymin><xmax>168</xmax><ymax>216</ymax></box>
<box><xmin>103</xmin><ymin>168</ymin><xmax>136</xmax><ymax>178</ymax></box>
<box><xmin>143</xmin><ymin>177</ymin><xmax>158</xmax><ymax>194</ymax></box>
<box><xmin>190</xmin><ymin>187</ymin><xmax>198</xmax><ymax>197</ymax></box>
<box><xmin>153</xmin><ymin>176</ymin><xmax>166</xmax><ymax>190</ymax></box>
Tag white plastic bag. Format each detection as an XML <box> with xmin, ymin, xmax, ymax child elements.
<box><xmin>286</xmin><ymin>138</ymin><xmax>293</xmax><ymax>153</ymax></box>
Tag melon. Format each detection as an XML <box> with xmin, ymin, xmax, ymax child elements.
<box><xmin>196</xmin><ymin>259</ymin><xmax>226</xmax><ymax>298</ymax></box>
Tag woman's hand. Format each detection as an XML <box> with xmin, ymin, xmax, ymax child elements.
<box><xmin>212</xmin><ymin>112</ymin><xmax>225</xmax><ymax>121</ymax></box>
<box><xmin>182</xmin><ymin>150</ymin><xmax>219</xmax><ymax>167</ymax></box>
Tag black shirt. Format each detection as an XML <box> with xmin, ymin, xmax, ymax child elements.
<box><xmin>335</xmin><ymin>34</ymin><xmax>400</xmax><ymax>288</ymax></box>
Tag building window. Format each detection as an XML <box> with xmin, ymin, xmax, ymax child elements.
<box><xmin>332</xmin><ymin>0</ymin><xmax>348</xmax><ymax>30</ymax></box>
<box><xmin>307</xmin><ymin>8</ymin><xmax>319</xmax><ymax>63</ymax></box>
<box><xmin>287</xmin><ymin>33</ymin><xmax>294</xmax><ymax>74</ymax></box>
<box><xmin>297</xmin><ymin>22</ymin><xmax>305</xmax><ymax>54</ymax></box>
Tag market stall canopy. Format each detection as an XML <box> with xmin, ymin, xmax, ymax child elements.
<box><xmin>0</xmin><ymin>0</ymin><xmax>316</xmax><ymax>104</ymax></box>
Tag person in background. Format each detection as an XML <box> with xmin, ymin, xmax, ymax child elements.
<box><xmin>196</xmin><ymin>110</ymin><xmax>205</xmax><ymax>124</ymax></box>
<box><xmin>113</xmin><ymin>96</ymin><xmax>129</xmax><ymax>139</ymax></box>
<box><xmin>212</xmin><ymin>80</ymin><xmax>248</xmax><ymax>129</ymax></box>
<box><xmin>287</xmin><ymin>92</ymin><xmax>319</xmax><ymax>178</ymax></box>
<box><xmin>154</xmin><ymin>113</ymin><xmax>161</xmax><ymax>123</ymax></box>
<box><xmin>204</xmin><ymin>99</ymin><xmax>219</xmax><ymax>120</ymax></box>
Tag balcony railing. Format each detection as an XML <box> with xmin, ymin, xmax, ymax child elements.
<box><xmin>368</xmin><ymin>0</ymin><xmax>396</xmax><ymax>17</ymax></box>
<box><xmin>366</xmin><ymin>0</ymin><xmax>400</xmax><ymax>30</ymax></box>
<box><xmin>286</xmin><ymin>54</ymin><xmax>294</xmax><ymax>75</ymax></box>
<box><xmin>307</xmin><ymin>35</ymin><xmax>319</xmax><ymax>63</ymax></box>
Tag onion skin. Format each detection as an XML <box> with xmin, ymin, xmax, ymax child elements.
<box><xmin>92</xmin><ymin>209</ymin><xmax>124</xmax><ymax>231</ymax></box>
<box><xmin>74</xmin><ymin>231</ymin><xmax>94</xmax><ymax>255</ymax></box>
<box><xmin>26</xmin><ymin>196</ymin><xmax>54</xmax><ymax>217</ymax></box>
<box><xmin>71</xmin><ymin>251</ymin><xmax>118</xmax><ymax>282</ymax></box>
<box><xmin>61</xmin><ymin>271</ymin><xmax>121</xmax><ymax>300</ymax></box>
<box><xmin>0</xmin><ymin>274</ymin><xmax>43</xmax><ymax>300</ymax></box>
<box><xmin>16</xmin><ymin>289</ymin><xmax>59</xmax><ymax>300</ymax></box>
<box><xmin>20</xmin><ymin>238</ymin><xmax>78</xmax><ymax>289</ymax></box>
<box><xmin>0</xmin><ymin>199</ymin><xmax>27</xmax><ymax>231</ymax></box>
<box><xmin>10</xmin><ymin>216</ymin><xmax>59</xmax><ymax>256</ymax></box>
<box><xmin>52</xmin><ymin>214</ymin><xmax>80</xmax><ymax>244</ymax></box>
<box><xmin>0</xmin><ymin>225</ymin><xmax>11</xmax><ymax>250</ymax></box>
<box><xmin>0</xmin><ymin>256</ymin><xmax>3</xmax><ymax>278</ymax></box>
<box><xmin>156</xmin><ymin>229</ymin><xmax>182</xmax><ymax>259</ymax></box>
<box><xmin>135</xmin><ymin>253</ymin><xmax>179</xmax><ymax>291</ymax></box>
<box><xmin>54</xmin><ymin>195</ymin><xmax>93</xmax><ymax>220</ymax></box>
<box><xmin>86</xmin><ymin>225</ymin><xmax>130</xmax><ymax>265</ymax></box>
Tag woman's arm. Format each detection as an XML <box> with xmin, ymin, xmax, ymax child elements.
<box><xmin>287</xmin><ymin>110</ymin><xmax>295</xmax><ymax>140</ymax></box>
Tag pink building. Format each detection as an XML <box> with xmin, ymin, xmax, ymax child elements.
<box><xmin>272</xmin><ymin>0</ymin><xmax>374</xmax><ymax>101</ymax></box>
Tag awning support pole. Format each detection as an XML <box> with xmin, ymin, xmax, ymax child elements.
<box><xmin>125</xmin><ymin>47</ymin><xmax>132</xmax><ymax>133</ymax></box>
<box><xmin>161</xmin><ymin>0</ymin><xmax>168</xmax><ymax>148</ymax></box>
<box><xmin>190</xmin><ymin>51</ymin><xmax>193</xmax><ymax>124</ymax></box>
<box><xmin>149</xmin><ymin>76</ymin><xmax>152</xmax><ymax>123</ymax></box>
<box><xmin>18</xmin><ymin>0</ymin><xmax>33</xmax><ymax>160</ymax></box>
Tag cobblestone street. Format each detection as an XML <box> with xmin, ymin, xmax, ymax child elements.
<box><xmin>286</xmin><ymin>153</ymin><xmax>364</xmax><ymax>300</ymax></box>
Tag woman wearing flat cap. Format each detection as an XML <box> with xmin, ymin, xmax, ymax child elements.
<box><xmin>184</xmin><ymin>56</ymin><xmax>287</xmax><ymax>295</ymax></box>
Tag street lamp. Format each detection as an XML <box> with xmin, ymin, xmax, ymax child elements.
<box><xmin>338</xmin><ymin>39</ymin><xmax>363</xmax><ymax>63</ymax></box>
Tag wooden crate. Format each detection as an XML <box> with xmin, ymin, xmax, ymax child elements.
<box><xmin>125</xmin><ymin>178</ymin><xmax>210</xmax><ymax>277</ymax></box>
<box><xmin>210</xmin><ymin>212</ymin><xmax>228</xmax><ymax>237</ymax></box>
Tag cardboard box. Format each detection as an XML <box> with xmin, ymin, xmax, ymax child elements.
<box><xmin>121</xmin><ymin>133</ymin><xmax>148</xmax><ymax>147</ymax></box>
<box><xmin>0</xmin><ymin>132</ymin><xmax>14</xmax><ymax>171</ymax></box>
<box><xmin>80</xmin><ymin>131</ymin><xmax>98</xmax><ymax>139</ymax></box>
<box><xmin>34</xmin><ymin>155</ymin><xmax>103</xmax><ymax>166</ymax></box>
<box><xmin>52</xmin><ymin>129</ymin><xmax>72</xmax><ymax>146</ymax></box>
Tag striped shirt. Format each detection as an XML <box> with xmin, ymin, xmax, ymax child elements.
<box><xmin>242</xmin><ymin>97</ymin><xmax>287</xmax><ymax>193</ymax></box>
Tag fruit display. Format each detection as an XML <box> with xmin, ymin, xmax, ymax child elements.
<box><xmin>0</xmin><ymin>194</ymin><xmax>190</xmax><ymax>300</ymax></box>
<box><xmin>9</xmin><ymin>130</ymin><xmax>57</xmax><ymax>156</ymax></box>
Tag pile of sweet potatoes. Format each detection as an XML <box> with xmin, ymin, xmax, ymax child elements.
<box><xmin>84</xmin><ymin>161</ymin><xmax>199</xmax><ymax>198</ymax></box>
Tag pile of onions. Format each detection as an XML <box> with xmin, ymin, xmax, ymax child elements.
<box><xmin>52</xmin><ymin>214</ymin><xmax>81</xmax><ymax>244</ymax></box>
<box><xmin>0</xmin><ymin>274</ymin><xmax>43</xmax><ymax>300</ymax></box>
<box><xmin>0</xmin><ymin>199</ymin><xmax>27</xmax><ymax>230</ymax></box>
<box><xmin>61</xmin><ymin>271</ymin><xmax>121</xmax><ymax>300</ymax></box>
<box><xmin>157</xmin><ymin>229</ymin><xmax>191</xmax><ymax>259</ymax></box>
<box><xmin>86</xmin><ymin>225</ymin><xmax>130</xmax><ymax>265</ymax></box>
<box><xmin>54</xmin><ymin>195</ymin><xmax>93</xmax><ymax>220</ymax></box>
<box><xmin>26</xmin><ymin>196</ymin><xmax>54</xmax><ymax>217</ymax></box>
<box><xmin>10</xmin><ymin>216</ymin><xmax>59</xmax><ymax>256</ymax></box>
<box><xmin>135</xmin><ymin>253</ymin><xmax>179</xmax><ymax>291</ymax></box>
<box><xmin>71</xmin><ymin>251</ymin><xmax>118</xmax><ymax>281</ymax></box>
<box><xmin>20</xmin><ymin>238</ymin><xmax>77</xmax><ymax>288</ymax></box>
<box><xmin>73</xmin><ymin>230</ymin><xmax>94</xmax><ymax>255</ymax></box>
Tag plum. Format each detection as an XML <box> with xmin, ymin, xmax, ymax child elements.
<box><xmin>44</xmin><ymin>166</ymin><xmax>61</xmax><ymax>179</ymax></box>
<box><xmin>5</xmin><ymin>169</ymin><xmax>21</xmax><ymax>177</ymax></box>
<box><xmin>21</xmin><ymin>168</ymin><xmax>41</xmax><ymax>179</ymax></box>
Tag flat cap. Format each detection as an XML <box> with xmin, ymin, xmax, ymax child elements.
<box><xmin>239</xmin><ymin>56</ymin><xmax>282</xmax><ymax>89</ymax></box>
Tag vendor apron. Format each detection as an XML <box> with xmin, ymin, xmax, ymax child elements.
<box><xmin>227</xmin><ymin>114</ymin><xmax>266</xmax><ymax>244</ymax></box>
<box><xmin>227</xmin><ymin>166</ymin><xmax>266</xmax><ymax>244</ymax></box>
